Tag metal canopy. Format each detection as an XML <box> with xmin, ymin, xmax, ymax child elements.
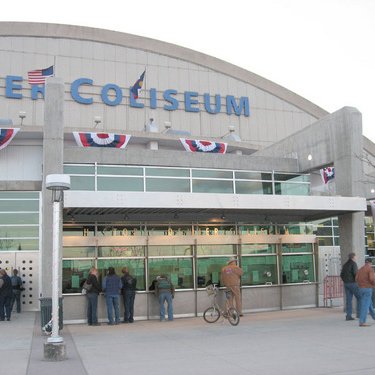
<box><xmin>63</xmin><ymin>191</ymin><xmax>366</xmax><ymax>224</ymax></box>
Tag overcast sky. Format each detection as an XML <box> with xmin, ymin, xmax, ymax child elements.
<box><xmin>2</xmin><ymin>0</ymin><xmax>375</xmax><ymax>141</ymax></box>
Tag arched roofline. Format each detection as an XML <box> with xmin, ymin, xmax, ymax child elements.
<box><xmin>0</xmin><ymin>21</ymin><xmax>328</xmax><ymax>119</ymax></box>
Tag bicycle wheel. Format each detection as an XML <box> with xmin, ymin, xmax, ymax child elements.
<box><xmin>227</xmin><ymin>307</ymin><xmax>240</xmax><ymax>326</ymax></box>
<box><xmin>203</xmin><ymin>306</ymin><xmax>221</xmax><ymax>323</ymax></box>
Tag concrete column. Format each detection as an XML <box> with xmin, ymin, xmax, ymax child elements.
<box><xmin>332</xmin><ymin>109</ymin><xmax>365</xmax><ymax>265</ymax></box>
<box><xmin>41</xmin><ymin>77</ymin><xmax>65</xmax><ymax>298</ymax></box>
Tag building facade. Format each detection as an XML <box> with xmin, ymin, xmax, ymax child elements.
<box><xmin>0</xmin><ymin>22</ymin><xmax>372</xmax><ymax>322</ymax></box>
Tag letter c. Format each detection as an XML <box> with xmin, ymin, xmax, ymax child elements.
<box><xmin>71</xmin><ymin>78</ymin><xmax>93</xmax><ymax>104</ymax></box>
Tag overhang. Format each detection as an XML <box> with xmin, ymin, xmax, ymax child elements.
<box><xmin>63</xmin><ymin>192</ymin><xmax>366</xmax><ymax>223</ymax></box>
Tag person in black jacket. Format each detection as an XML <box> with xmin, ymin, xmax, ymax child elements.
<box><xmin>85</xmin><ymin>267</ymin><xmax>102</xmax><ymax>326</ymax></box>
<box><xmin>340</xmin><ymin>252</ymin><xmax>361</xmax><ymax>321</ymax></box>
<box><xmin>121</xmin><ymin>267</ymin><xmax>137</xmax><ymax>323</ymax></box>
<box><xmin>0</xmin><ymin>269</ymin><xmax>13</xmax><ymax>321</ymax></box>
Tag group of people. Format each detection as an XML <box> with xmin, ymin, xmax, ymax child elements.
<box><xmin>0</xmin><ymin>269</ymin><xmax>24</xmax><ymax>321</ymax></box>
<box><xmin>84</xmin><ymin>258</ymin><xmax>244</xmax><ymax>325</ymax></box>
<box><xmin>84</xmin><ymin>266</ymin><xmax>137</xmax><ymax>326</ymax></box>
<box><xmin>340</xmin><ymin>252</ymin><xmax>375</xmax><ymax>327</ymax></box>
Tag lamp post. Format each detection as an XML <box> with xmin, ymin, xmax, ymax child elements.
<box><xmin>44</xmin><ymin>174</ymin><xmax>70</xmax><ymax>360</ymax></box>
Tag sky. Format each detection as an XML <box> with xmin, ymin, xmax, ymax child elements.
<box><xmin>2</xmin><ymin>0</ymin><xmax>375</xmax><ymax>141</ymax></box>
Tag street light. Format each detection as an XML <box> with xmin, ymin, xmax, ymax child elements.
<box><xmin>45</xmin><ymin>174</ymin><xmax>70</xmax><ymax>356</ymax></box>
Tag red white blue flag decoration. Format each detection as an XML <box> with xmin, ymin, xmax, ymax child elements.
<box><xmin>73</xmin><ymin>132</ymin><xmax>131</xmax><ymax>149</ymax></box>
<box><xmin>27</xmin><ymin>66</ymin><xmax>54</xmax><ymax>85</ymax></box>
<box><xmin>0</xmin><ymin>128</ymin><xmax>20</xmax><ymax>151</ymax></box>
<box><xmin>180</xmin><ymin>138</ymin><xmax>227</xmax><ymax>154</ymax></box>
<box><xmin>131</xmin><ymin>70</ymin><xmax>146</xmax><ymax>99</ymax></box>
<box><xmin>320</xmin><ymin>166</ymin><xmax>335</xmax><ymax>184</ymax></box>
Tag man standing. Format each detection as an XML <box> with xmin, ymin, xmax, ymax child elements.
<box><xmin>221</xmin><ymin>257</ymin><xmax>243</xmax><ymax>316</ymax></box>
<box><xmin>355</xmin><ymin>258</ymin><xmax>375</xmax><ymax>327</ymax></box>
<box><xmin>340</xmin><ymin>252</ymin><xmax>361</xmax><ymax>321</ymax></box>
<box><xmin>102</xmin><ymin>267</ymin><xmax>122</xmax><ymax>325</ymax></box>
<box><xmin>155</xmin><ymin>275</ymin><xmax>174</xmax><ymax>321</ymax></box>
<box><xmin>10</xmin><ymin>269</ymin><xmax>23</xmax><ymax>313</ymax></box>
<box><xmin>121</xmin><ymin>267</ymin><xmax>137</xmax><ymax>323</ymax></box>
<box><xmin>0</xmin><ymin>269</ymin><xmax>13</xmax><ymax>321</ymax></box>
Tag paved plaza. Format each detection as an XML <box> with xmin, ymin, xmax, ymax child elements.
<box><xmin>1</xmin><ymin>307</ymin><xmax>374</xmax><ymax>375</ymax></box>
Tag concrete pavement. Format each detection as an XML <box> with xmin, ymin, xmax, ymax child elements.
<box><xmin>1</xmin><ymin>308</ymin><xmax>375</xmax><ymax>375</ymax></box>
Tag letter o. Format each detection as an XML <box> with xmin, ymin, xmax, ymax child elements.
<box><xmin>101</xmin><ymin>84</ymin><xmax>122</xmax><ymax>106</ymax></box>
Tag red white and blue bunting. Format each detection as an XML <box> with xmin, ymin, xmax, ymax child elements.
<box><xmin>73</xmin><ymin>132</ymin><xmax>131</xmax><ymax>149</ymax></box>
<box><xmin>0</xmin><ymin>128</ymin><xmax>20</xmax><ymax>151</ymax></box>
<box><xmin>180</xmin><ymin>138</ymin><xmax>227</xmax><ymax>154</ymax></box>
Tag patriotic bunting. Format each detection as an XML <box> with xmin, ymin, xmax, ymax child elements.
<box><xmin>320</xmin><ymin>166</ymin><xmax>335</xmax><ymax>184</ymax></box>
<box><xmin>0</xmin><ymin>128</ymin><xmax>20</xmax><ymax>151</ymax></box>
<box><xmin>73</xmin><ymin>132</ymin><xmax>131</xmax><ymax>149</ymax></box>
<box><xmin>180</xmin><ymin>138</ymin><xmax>227</xmax><ymax>154</ymax></box>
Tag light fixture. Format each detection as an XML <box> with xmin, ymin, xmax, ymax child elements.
<box><xmin>45</xmin><ymin>174</ymin><xmax>71</xmax><ymax>348</ymax></box>
<box><xmin>371</xmin><ymin>188</ymin><xmax>375</xmax><ymax>194</ymax></box>
<box><xmin>19</xmin><ymin>111</ymin><xmax>26</xmax><ymax>125</ymax></box>
<box><xmin>221</xmin><ymin>214</ymin><xmax>226</xmax><ymax>220</ymax></box>
<box><xmin>94</xmin><ymin>116</ymin><xmax>102</xmax><ymax>127</ymax></box>
<box><xmin>162</xmin><ymin>121</ymin><xmax>172</xmax><ymax>133</ymax></box>
<box><xmin>221</xmin><ymin>125</ymin><xmax>241</xmax><ymax>142</ymax></box>
<box><xmin>307</xmin><ymin>154</ymin><xmax>312</xmax><ymax>161</ymax></box>
<box><xmin>145</xmin><ymin>117</ymin><xmax>159</xmax><ymax>133</ymax></box>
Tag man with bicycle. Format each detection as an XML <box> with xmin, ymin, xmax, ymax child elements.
<box><xmin>221</xmin><ymin>257</ymin><xmax>243</xmax><ymax>316</ymax></box>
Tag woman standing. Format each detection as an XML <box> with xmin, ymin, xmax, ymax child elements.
<box><xmin>86</xmin><ymin>267</ymin><xmax>101</xmax><ymax>326</ymax></box>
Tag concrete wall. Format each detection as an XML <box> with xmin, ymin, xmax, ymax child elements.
<box><xmin>0</xmin><ymin>22</ymin><xmax>327</xmax><ymax>149</ymax></box>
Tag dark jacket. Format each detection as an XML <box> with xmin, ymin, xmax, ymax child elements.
<box><xmin>121</xmin><ymin>273</ymin><xmax>137</xmax><ymax>292</ymax></box>
<box><xmin>340</xmin><ymin>259</ymin><xmax>358</xmax><ymax>283</ymax></box>
<box><xmin>86</xmin><ymin>273</ymin><xmax>102</xmax><ymax>294</ymax></box>
<box><xmin>0</xmin><ymin>275</ymin><xmax>13</xmax><ymax>297</ymax></box>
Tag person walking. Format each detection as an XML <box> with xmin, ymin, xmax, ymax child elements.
<box><xmin>121</xmin><ymin>267</ymin><xmax>137</xmax><ymax>323</ymax></box>
<box><xmin>221</xmin><ymin>257</ymin><xmax>244</xmax><ymax>316</ymax></box>
<box><xmin>155</xmin><ymin>275</ymin><xmax>174</xmax><ymax>321</ymax></box>
<box><xmin>102</xmin><ymin>267</ymin><xmax>122</xmax><ymax>325</ymax></box>
<box><xmin>340</xmin><ymin>252</ymin><xmax>361</xmax><ymax>320</ymax></box>
<box><xmin>0</xmin><ymin>269</ymin><xmax>13</xmax><ymax>321</ymax></box>
<box><xmin>85</xmin><ymin>267</ymin><xmax>102</xmax><ymax>326</ymax></box>
<box><xmin>10</xmin><ymin>269</ymin><xmax>24</xmax><ymax>313</ymax></box>
<box><xmin>355</xmin><ymin>258</ymin><xmax>375</xmax><ymax>327</ymax></box>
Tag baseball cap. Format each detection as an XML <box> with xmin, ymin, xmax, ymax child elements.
<box><xmin>227</xmin><ymin>257</ymin><xmax>237</xmax><ymax>264</ymax></box>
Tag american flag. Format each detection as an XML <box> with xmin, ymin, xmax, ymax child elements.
<box><xmin>27</xmin><ymin>66</ymin><xmax>54</xmax><ymax>85</ymax></box>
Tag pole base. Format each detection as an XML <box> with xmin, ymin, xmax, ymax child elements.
<box><xmin>44</xmin><ymin>342</ymin><xmax>66</xmax><ymax>361</ymax></box>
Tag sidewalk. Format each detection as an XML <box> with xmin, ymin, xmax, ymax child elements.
<box><xmin>1</xmin><ymin>308</ymin><xmax>375</xmax><ymax>375</ymax></box>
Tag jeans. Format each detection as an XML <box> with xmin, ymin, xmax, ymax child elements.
<box><xmin>159</xmin><ymin>291</ymin><xmax>173</xmax><ymax>321</ymax></box>
<box><xmin>11</xmin><ymin>290</ymin><xmax>21</xmax><ymax>313</ymax></box>
<box><xmin>358</xmin><ymin>288</ymin><xmax>375</xmax><ymax>324</ymax></box>
<box><xmin>0</xmin><ymin>294</ymin><xmax>12</xmax><ymax>320</ymax></box>
<box><xmin>86</xmin><ymin>292</ymin><xmax>99</xmax><ymax>325</ymax></box>
<box><xmin>105</xmin><ymin>294</ymin><xmax>120</xmax><ymax>324</ymax></box>
<box><xmin>344</xmin><ymin>282</ymin><xmax>361</xmax><ymax>318</ymax></box>
<box><xmin>123</xmin><ymin>290</ymin><xmax>136</xmax><ymax>322</ymax></box>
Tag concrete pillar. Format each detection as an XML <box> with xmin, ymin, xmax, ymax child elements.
<box><xmin>332</xmin><ymin>109</ymin><xmax>365</xmax><ymax>265</ymax></box>
<box><xmin>41</xmin><ymin>77</ymin><xmax>65</xmax><ymax>298</ymax></box>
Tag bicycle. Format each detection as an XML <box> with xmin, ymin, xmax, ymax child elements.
<box><xmin>203</xmin><ymin>284</ymin><xmax>240</xmax><ymax>326</ymax></box>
